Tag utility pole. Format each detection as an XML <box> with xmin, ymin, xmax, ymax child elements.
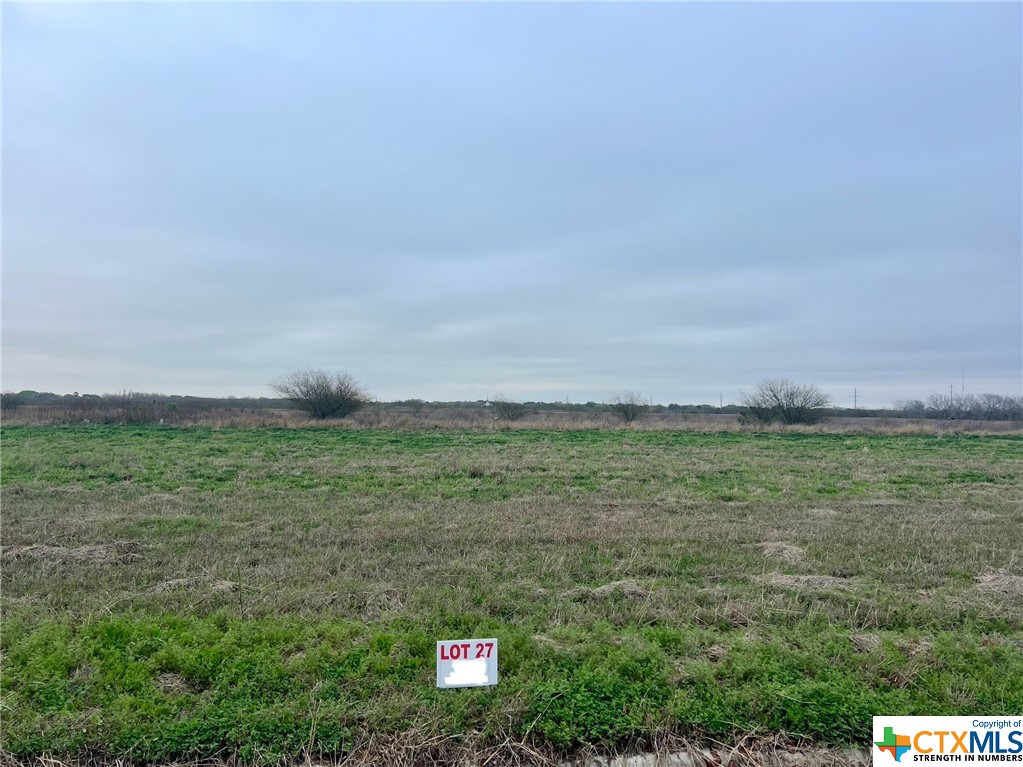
<box><xmin>962</xmin><ymin>369</ymin><xmax>965</xmax><ymax>395</ymax></box>
<box><xmin>854</xmin><ymin>388</ymin><xmax>857</xmax><ymax>410</ymax></box>
<box><xmin>719</xmin><ymin>392</ymin><xmax>723</xmax><ymax>409</ymax></box>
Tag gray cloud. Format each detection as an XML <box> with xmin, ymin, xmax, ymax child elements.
<box><xmin>3</xmin><ymin>2</ymin><xmax>1020</xmax><ymax>407</ymax></box>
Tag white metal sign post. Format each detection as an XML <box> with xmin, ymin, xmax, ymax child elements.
<box><xmin>436</xmin><ymin>638</ymin><xmax>498</xmax><ymax>689</ymax></box>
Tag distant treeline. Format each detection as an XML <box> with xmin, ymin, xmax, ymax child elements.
<box><xmin>2</xmin><ymin>389</ymin><xmax>1020</xmax><ymax>424</ymax></box>
<box><xmin>0</xmin><ymin>391</ymin><xmax>285</xmax><ymax>425</ymax></box>
<box><xmin>389</xmin><ymin>398</ymin><xmax>746</xmax><ymax>415</ymax></box>
<box><xmin>890</xmin><ymin>393</ymin><xmax>1023</xmax><ymax>422</ymax></box>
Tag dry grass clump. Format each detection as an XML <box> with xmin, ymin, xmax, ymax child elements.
<box><xmin>976</xmin><ymin>570</ymin><xmax>1023</xmax><ymax>598</ymax></box>
<box><xmin>148</xmin><ymin>577</ymin><xmax>239</xmax><ymax>594</ymax></box>
<box><xmin>757</xmin><ymin>543</ymin><xmax>806</xmax><ymax>564</ymax></box>
<box><xmin>766</xmin><ymin>574</ymin><xmax>853</xmax><ymax>591</ymax></box>
<box><xmin>590</xmin><ymin>579</ymin><xmax>651</xmax><ymax>599</ymax></box>
<box><xmin>3</xmin><ymin>541</ymin><xmax>143</xmax><ymax>564</ymax></box>
<box><xmin>154</xmin><ymin>672</ymin><xmax>194</xmax><ymax>696</ymax></box>
<box><xmin>849</xmin><ymin>634</ymin><xmax>882</xmax><ymax>653</ymax></box>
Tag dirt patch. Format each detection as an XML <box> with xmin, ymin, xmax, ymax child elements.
<box><xmin>155</xmin><ymin>672</ymin><xmax>194</xmax><ymax>695</ymax></box>
<box><xmin>758</xmin><ymin>542</ymin><xmax>806</xmax><ymax>564</ymax></box>
<box><xmin>976</xmin><ymin>570</ymin><xmax>1023</xmax><ymax>598</ymax></box>
<box><xmin>4</xmin><ymin>541</ymin><xmax>143</xmax><ymax>564</ymax></box>
<box><xmin>767</xmin><ymin>573</ymin><xmax>852</xmax><ymax>590</ymax></box>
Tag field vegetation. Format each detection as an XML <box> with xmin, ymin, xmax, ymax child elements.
<box><xmin>2</xmin><ymin>425</ymin><xmax>1022</xmax><ymax>764</ymax></box>
<box><xmin>4</xmin><ymin>386</ymin><xmax>1022</xmax><ymax>429</ymax></box>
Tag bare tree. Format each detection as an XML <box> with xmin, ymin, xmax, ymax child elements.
<box><xmin>269</xmin><ymin>369</ymin><xmax>370</xmax><ymax>420</ymax></box>
<box><xmin>492</xmin><ymin>395</ymin><xmax>529</xmax><ymax>422</ymax></box>
<box><xmin>925</xmin><ymin>392</ymin><xmax>957</xmax><ymax>420</ymax></box>
<box><xmin>738</xmin><ymin>379</ymin><xmax>831</xmax><ymax>425</ymax></box>
<box><xmin>978</xmin><ymin>393</ymin><xmax>1023</xmax><ymax>421</ymax></box>
<box><xmin>610</xmin><ymin>391</ymin><xmax>648</xmax><ymax>424</ymax></box>
<box><xmin>894</xmin><ymin>393</ymin><xmax>1023</xmax><ymax>421</ymax></box>
<box><xmin>893</xmin><ymin>399</ymin><xmax>927</xmax><ymax>417</ymax></box>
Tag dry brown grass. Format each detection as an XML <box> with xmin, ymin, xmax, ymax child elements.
<box><xmin>757</xmin><ymin>543</ymin><xmax>807</xmax><ymax>564</ymax></box>
<box><xmin>0</xmin><ymin>737</ymin><xmax>873</xmax><ymax>767</ymax></box>
<box><xmin>5</xmin><ymin>405</ymin><xmax>1021</xmax><ymax>434</ymax></box>
<box><xmin>975</xmin><ymin>570</ymin><xmax>1023</xmax><ymax>598</ymax></box>
<box><xmin>5</xmin><ymin>541</ymin><xmax>144</xmax><ymax>564</ymax></box>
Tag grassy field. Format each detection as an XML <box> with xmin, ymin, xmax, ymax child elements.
<box><xmin>2</xmin><ymin>425</ymin><xmax>1022</xmax><ymax>764</ymax></box>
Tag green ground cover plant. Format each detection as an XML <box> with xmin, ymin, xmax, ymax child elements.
<box><xmin>2</xmin><ymin>426</ymin><xmax>1021</xmax><ymax>763</ymax></box>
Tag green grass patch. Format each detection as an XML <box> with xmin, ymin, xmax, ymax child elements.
<box><xmin>2</xmin><ymin>425</ymin><xmax>1021</xmax><ymax>761</ymax></box>
<box><xmin>5</xmin><ymin>614</ymin><xmax>1022</xmax><ymax>760</ymax></box>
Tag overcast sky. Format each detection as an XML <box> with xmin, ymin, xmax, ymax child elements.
<box><xmin>3</xmin><ymin>2</ymin><xmax>1021</xmax><ymax>407</ymax></box>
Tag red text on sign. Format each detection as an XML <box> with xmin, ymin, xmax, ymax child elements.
<box><xmin>475</xmin><ymin>642</ymin><xmax>494</xmax><ymax>658</ymax></box>
<box><xmin>439</xmin><ymin>643</ymin><xmax>473</xmax><ymax>661</ymax></box>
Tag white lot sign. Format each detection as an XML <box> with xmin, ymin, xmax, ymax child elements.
<box><xmin>436</xmin><ymin>638</ymin><xmax>498</xmax><ymax>688</ymax></box>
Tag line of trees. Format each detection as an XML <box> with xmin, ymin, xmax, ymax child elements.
<box><xmin>267</xmin><ymin>372</ymin><xmax>831</xmax><ymax>425</ymax></box>
<box><xmin>893</xmin><ymin>393</ymin><xmax>1023</xmax><ymax>421</ymax></box>
<box><xmin>4</xmin><ymin>370</ymin><xmax>1020</xmax><ymax>426</ymax></box>
<box><xmin>0</xmin><ymin>390</ymin><xmax>284</xmax><ymax>425</ymax></box>
<box><xmin>0</xmin><ymin>390</ymin><xmax>283</xmax><ymax>411</ymax></box>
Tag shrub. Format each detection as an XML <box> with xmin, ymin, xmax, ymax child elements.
<box><xmin>738</xmin><ymin>379</ymin><xmax>831</xmax><ymax>425</ymax></box>
<box><xmin>269</xmin><ymin>370</ymin><xmax>370</xmax><ymax>420</ymax></box>
<box><xmin>609</xmin><ymin>391</ymin><xmax>648</xmax><ymax>424</ymax></box>
<box><xmin>491</xmin><ymin>396</ymin><xmax>529</xmax><ymax>422</ymax></box>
